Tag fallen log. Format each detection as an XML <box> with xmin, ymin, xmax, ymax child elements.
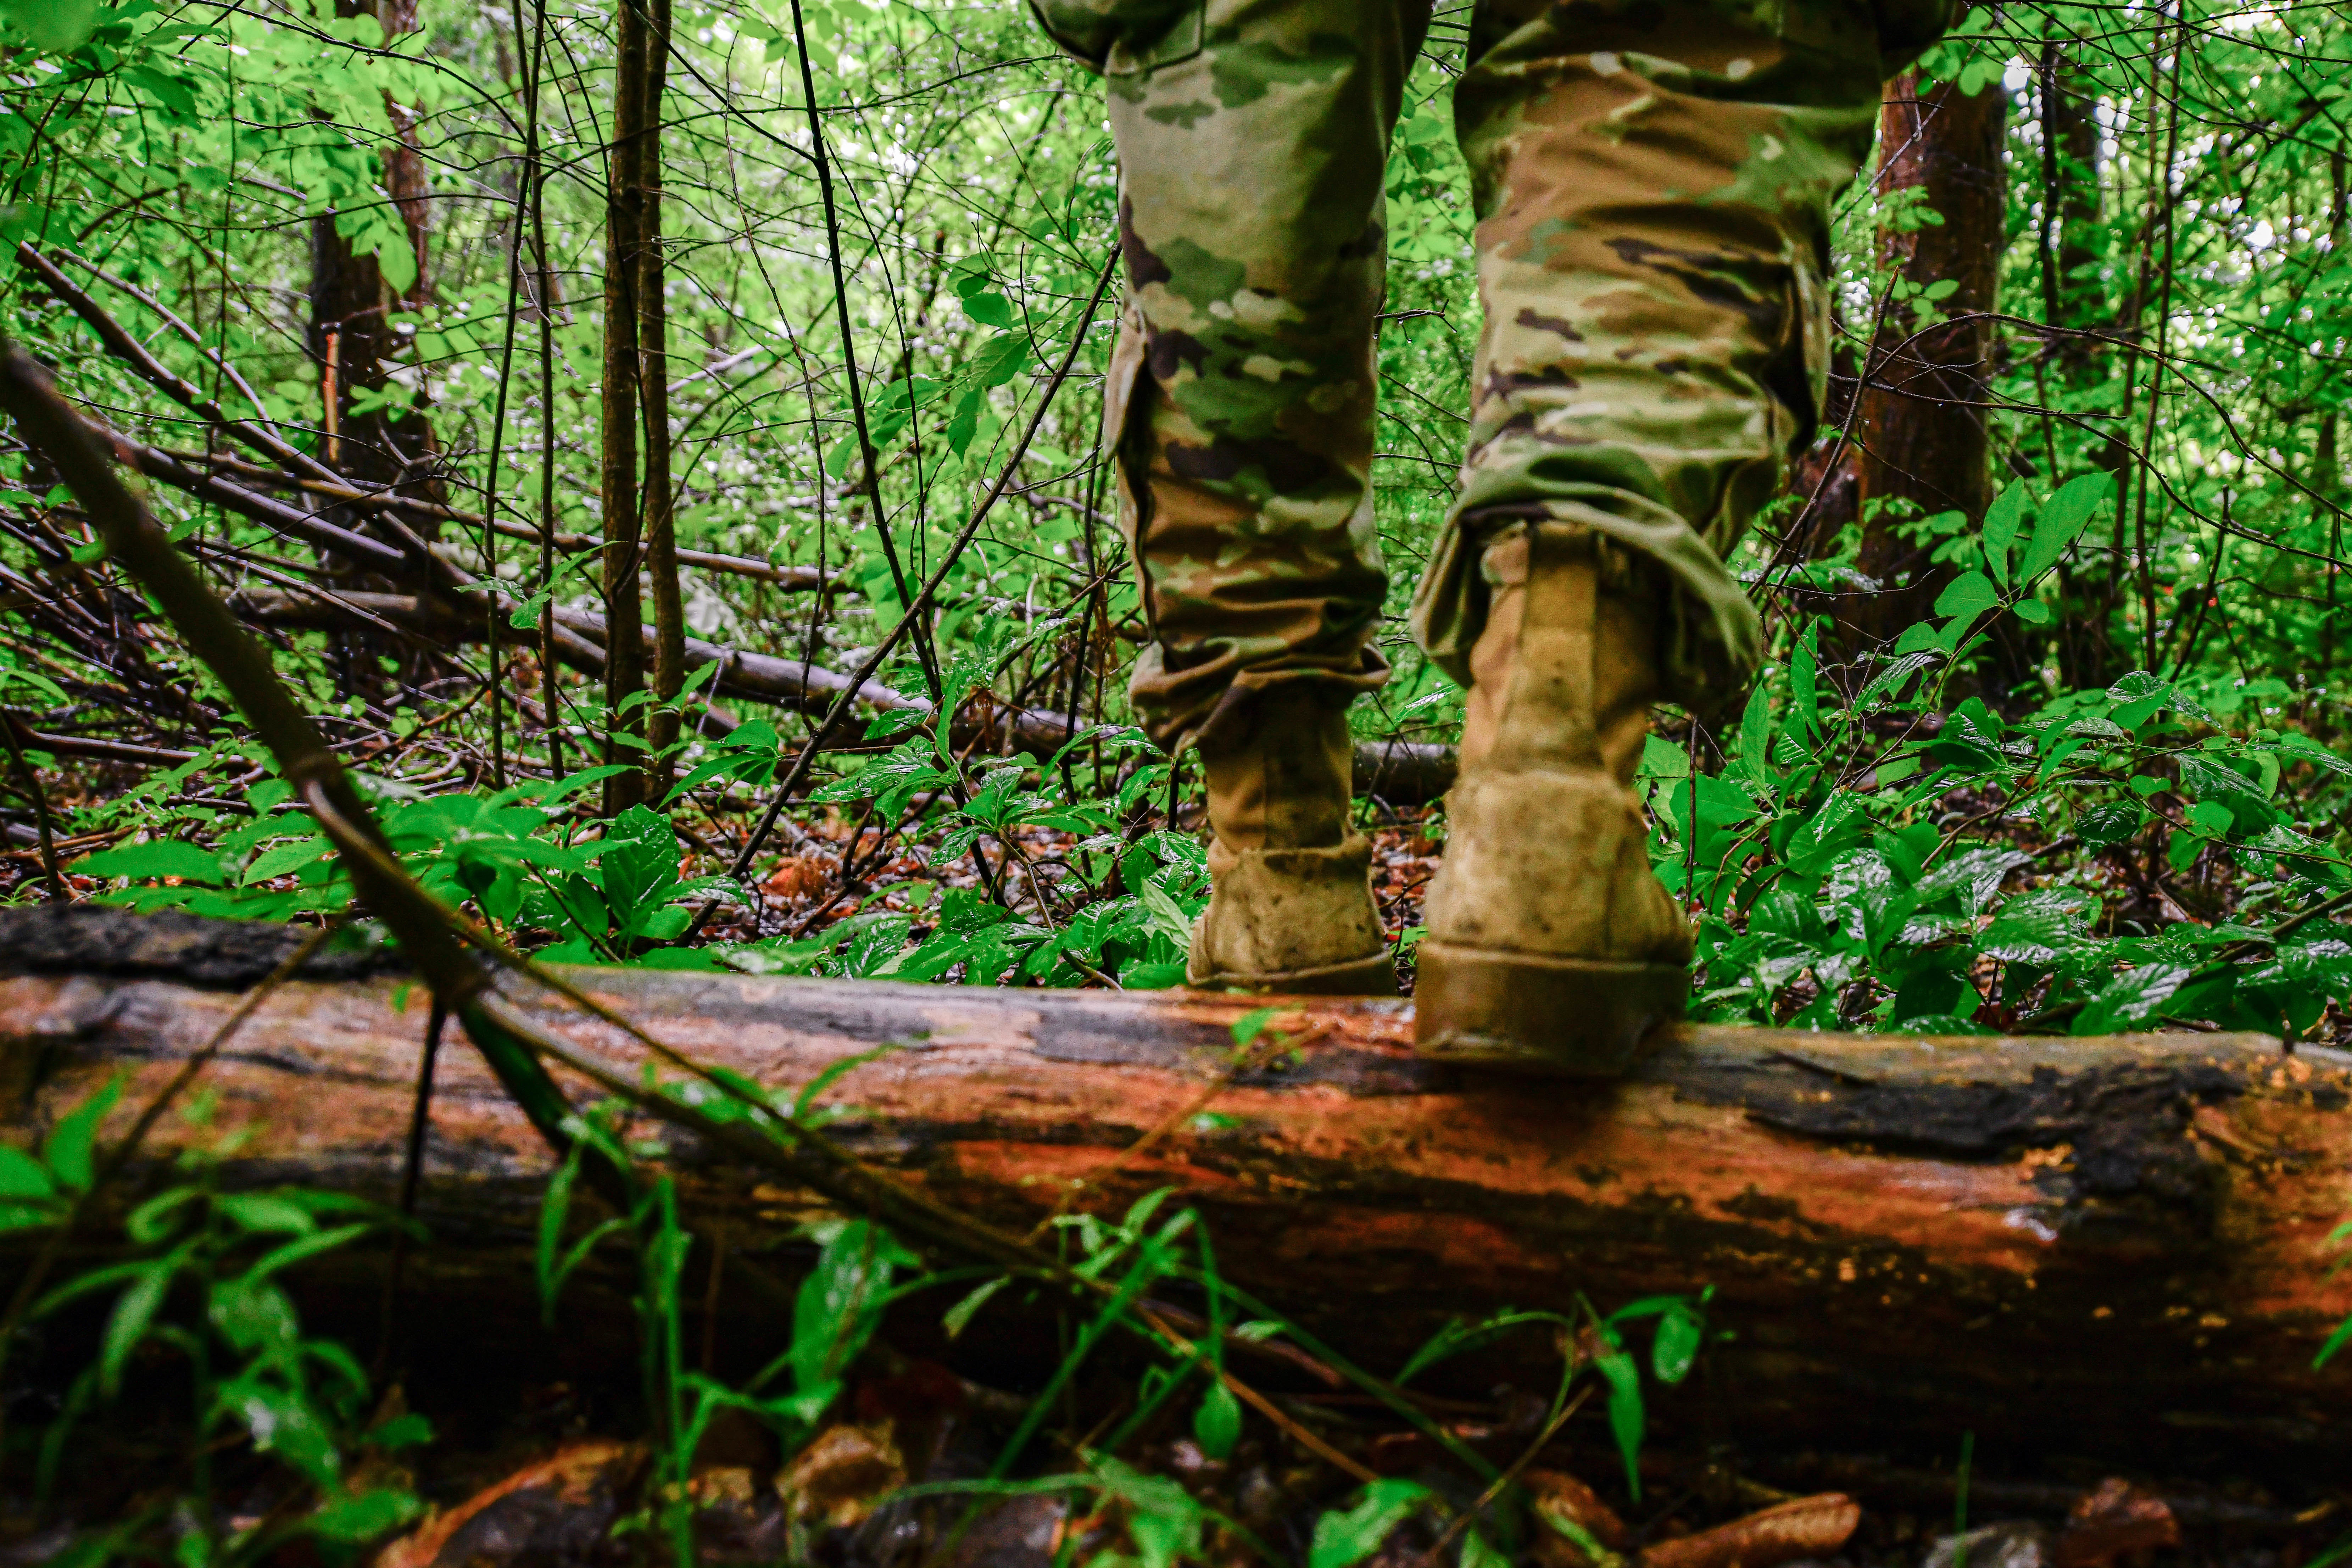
<box><xmin>5</xmin><ymin>907</ymin><xmax>2346</xmax><ymax>1486</ymax></box>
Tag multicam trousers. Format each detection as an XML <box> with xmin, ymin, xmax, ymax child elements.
<box><xmin>1031</xmin><ymin>0</ymin><xmax>1954</xmax><ymax>751</ymax></box>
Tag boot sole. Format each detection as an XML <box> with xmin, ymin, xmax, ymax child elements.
<box><xmin>1412</xmin><ymin>942</ymin><xmax>1685</xmax><ymax>1075</ymax></box>
<box><xmin>1188</xmin><ymin>950</ymin><xmax>1401</xmax><ymax>998</ymax></box>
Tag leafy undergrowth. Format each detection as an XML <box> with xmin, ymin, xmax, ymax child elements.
<box><xmin>11</xmin><ymin>503</ymin><xmax>2352</xmax><ymax>1044</ymax></box>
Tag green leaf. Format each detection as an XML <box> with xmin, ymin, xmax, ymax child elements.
<box><xmin>1652</xmin><ymin>1302</ymin><xmax>1704</xmax><ymax>1385</ymax></box>
<box><xmin>1596</xmin><ymin>1343</ymin><xmax>1645</xmax><ymax>1497</ymax></box>
<box><xmin>74</xmin><ymin>840</ymin><xmax>225</xmax><ymax>886</ymax></box>
<box><xmin>1736</xmin><ymin>679</ymin><xmax>1776</xmax><ymax>789</ymax></box>
<box><xmin>791</xmin><ymin>1219</ymin><xmax>908</xmax><ymax>1399</ymax></box>
<box><xmin>2072</xmin><ymin>963</ymin><xmax>2194</xmax><ymax>1036</ymax></box>
<box><xmin>961</xmin><ymin>291</ymin><xmax>1015</xmax><ymax>328</ymax></box>
<box><xmin>941</xmin><ymin>1275</ymin><xmax>1009</xmax><ymax>1339</ymax></box>
<box><xmin>1461</xmin><ymin>1527</ymin><xmax>1513</xmax><ymax>1568</ymax></box>
<box><xmin>213</xmin><ymin>1192</ymin><xmax>322</xmax><ymax>1236</ymax></box>
<box><xmin>599</xmin><ymin>803</ymin><xmax>681</xmax><ymax>934</ymax></box>
<box><xmin>1980</xmin><ymin>484</ymin><xmax>2030</xmax><ymax>589</ymax></box>
<box><xmin>2075</xmin><ymin>801</ymin><xmax>2144</xmax><ymax>854</ymax></box>
<box><xmin>1977</xmin><ymin>887</ymin><xmax>2097</xmax><ymax>964</ymax></box>
<box><xmin>101</xmin><ymin>1259</ymin><xmax>179</xmax><ymax>1395</ymax></box>
<box><xmin>304</xmin><ymin>1487</ymin><xmax>422</xmax><ymax>1543</ymax></box>
<box><xmin>1</xmin><ymin>0</ymin><xmax>101</xmax><ymax>52</ymax></box>
<box><xmin>970</xmin><ymin>331</ymin><xmax>1032</xmax><ymax>389</ymax></box>
<box><xmin>1310</xmin><ymin>1479</ymin><xmax>1430</xmax><ymax>1568</ymax></box>
<box><xmin>1788</xmin><ymin>631</ymin><xmax>1821</xmax><ymax>743</ymax></box>
<box><xmin>241</xmin><ymin>835</ymin><xmax>334</xmax><ymax>886</ymax></box>
<box><xmin>44</xmin><ymin>1076</ymin><xmax>122</xmax><ymax>1194</ymax></box>
<box><xmin>1933</xmin><ymin>570</ymin><xmax>2001</xmax><ymax>644</ymax></box>
<box><xmin>0</xmin><ymin>1143</ymin><xmax>55</xmax><ymax>1200</ymax></box>
<box><xmin>2018</xmin><ymin>474</ymin><xmax>2110</xmax><ymax>584</ymax></box>
<box><xmin>1192</xmin><ymin>1379</ymin><xmax>1242</xmax><ymax>1460</ymax></box>
<box><xmin>2187</xmin><ymin>801</ymin><xmax>2235</xmax><ymax>837</ymax></box>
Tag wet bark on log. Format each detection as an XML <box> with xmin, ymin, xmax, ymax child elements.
<box><xmin>4</xmin><ymin>908</ymin><xmax>2349</xmax><ymax>1484</ymax></box>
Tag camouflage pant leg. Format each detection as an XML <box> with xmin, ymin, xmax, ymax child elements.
<box><xmin>1408</xmin><ymin>0</ymin><xmax>1956</xmax><ymax>715</ymax></box>
<box><xmin>1031</xmin><ymin>0</ymin><xmax>1431</xmax><ymax>753</ymax></box>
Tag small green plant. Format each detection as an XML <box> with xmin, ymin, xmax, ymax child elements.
<box><xmin>1644</xmin><ymin>479</ymin><xmax>2352</xmax><ymax>1036</ymax></box>
<box><xmin>6</xmin><ymin>1084</ymin><xmax>428</xmax><ymax>1567</ymax></box>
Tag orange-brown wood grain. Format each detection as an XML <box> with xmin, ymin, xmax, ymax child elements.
<box><xmin>6</xmin><ymin>944</ymin><xmax>2350</xmax><ymax>1479</ymax></box>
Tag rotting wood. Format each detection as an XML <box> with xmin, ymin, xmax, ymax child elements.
<box><xmin>5</xmin><ymin>907</ymin><xmax>2345</xmax><ymax>1483</ymax></box>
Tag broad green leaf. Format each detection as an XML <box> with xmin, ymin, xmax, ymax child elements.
<box><xmin>1933</xmin><ymin>570</ymin><xmax>2001</xmax><ymax>646</ymax></box>
<box><xmin>2017</xmin><ymin>473</ymin><xmax>2111</xmax><ymax>583</ymax></box>
<box><xmin>1981</xmin><ymin>484</ymin><xmax>2031</xmax><ymax>588</ymax></box>
<box><xmin>1788</xmin><ymin>631</ymin><xmax>1821</xmax><ymax>743</ymax></box>
<box><xmin>1977</xmin><ymin>887</ymin><xmax>2096</xmax><ymax>964</ymax></box>
<box><xmin>0</xmin><ymin>1143</ymin><xmax>54</xmax><ymax>1200</ymax></box>
<box><xmin>970</xmin><ymin>332</ymin><xmax>1032</xmax><ymax>389</ymax></box>
<box><xmin>305</xmin><ymin>1488</ymin><xmax>423</xmax><ymax>1543</ymax></box>
<box><xmin>1088</xmin><ymin>1455</ymin><xmax>1206</xmax><ymax>1568</ymax></box>
<box><xmin>1736</xmin><ymin>679</ymin><xmax>1776</xmax><ymax>789</ymax></box>
<box><xmin>1310</xmin><ymin>1479</ymin><xmax>1430</xmax><ymax>1568</ymax></box>
<box><xmin>75</xmin><ymin>839</ymin><xmax>225</xmax><ymax>886</ymax></box>
<box><xmin>1192</xmin><ymin>1378</ymin><xmax>1242</xmax><ymax>1460</ymax></box>
<box><xmin>791</xmin><ymin>1219</ymin><xmax>908</xmax><ymax>1397</ymax></box>
<box><xmin>2186</xmin><ymin>801</ymin><xmax>2235</xmax><ymax>837</ymax></box>
<box><xmin>1913</xmin><ymin>848</ymin><xmax>2030</xmax><ymax>917</ymax></box>
<box><xmin>44</xmin><ymin>1076</ymin><xmax>122</xmax><ymax>1194</ymax></box>
<box><xmin>2072</xmin><ymin>963</ymin><xmax>2194</xmax><ymax>1036</ymax></box>
<box><xmin>2</xmin><ymin>0</ymin><xmax>100</xmax><ymax>51</ymax></box>
<box><xmin>599</xmin><ymin>803</ymin><xmax>681</xmax><ymax>932</ymax></box>
<box><xmin>241</xmin><ymin>835</ymin><xmax>333</xmax><ymax>886</ymax></box>
<box><xmin>961</xmin><ymin>291</ymin><xmax>1015</xmax><ymax>328</ymax></box>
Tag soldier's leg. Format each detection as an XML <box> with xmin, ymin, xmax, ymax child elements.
<box><xmin>1412</xmin><ymin>0</ymin><xmax>1952</xmax><ymax>1065</ymax></box>
<box><xmin>1032</xmin><ymin>0</ymin><xmax>1429</xmax><ymax>992</ymax></box>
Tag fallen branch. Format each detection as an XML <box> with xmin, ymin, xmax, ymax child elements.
<box><xmin>171</xmin><ymin>446</ymin><xmax>834</xmax><ymax>591</ymax></box>
<box><xmin>223</xmin><ymin>586</ymin><xmax>1458</xmax><ymax>799</ymax></box>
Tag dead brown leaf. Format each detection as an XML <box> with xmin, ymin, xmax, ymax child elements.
<box><xmin>374</xmin><ymin>1440</ymin><xmax>642</xmax><ymax>1568</ymax></box>
<box><xmin>781</xmin><ymin>1422</ymin><xmax>905</xmax><ymax>1530</ymax></box>
<box><xmin>1638</xmin><ymin>1492</ymin><xmax>1861</xmax><ymax>1568</ymax></box>
<box><xmin>2053</xmin><ymin>1479</ymin><xmax>2180</xmax><ymax>1568</ymax></box>
<box><xmin>1526</xmin><ymin>1468</ymin><xmax>1632</xmax><ymax>1551</ymax></box>
<box><xmin>762</xmin><ymin>855</ymin><xmax>829</xmax><ymax>900</ymax></box>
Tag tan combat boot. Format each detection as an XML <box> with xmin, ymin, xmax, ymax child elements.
<box><xmin>1414</xmin><ymin>522</ymin><xmax>1690</xmax><ymax>1071</ymax></box>
<box><xmin>1187</xmin><ymin>686</ymin><xmax>1397</xmax><ymax>995</ymax></box>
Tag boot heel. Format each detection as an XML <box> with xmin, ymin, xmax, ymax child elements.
<box><xmin>1413</xmin><ymin>941</ymin><xmax>1684</xmax><ymax>1075</ymax></box>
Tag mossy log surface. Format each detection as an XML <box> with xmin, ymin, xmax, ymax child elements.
<box><xmin>4</xmin><ymin>908</ymin><xmax>2349</xmax><ymax>1481</ymax></box>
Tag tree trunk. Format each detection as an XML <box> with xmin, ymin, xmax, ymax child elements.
<box><xmin>6</xmin><ymin>908</ymin><xmax>2350</xmax><ymax>1487</ymax></box>
<box><xmin>308</xmin><ymin>0</ymin><xmax>445</xmax><ymax>696</ymax></box>
<box><xmin>309</xmin><ymin>0</ymin><xmax>439</xmax><ymax>503</ymax></box>
<box><xmin>639</xmin><ymin>0</ymin><xmax>686</xmax><ymax>804</ymax></box>
<box><xmin>1852</xmin><ymin>73</ymin><xmax>2007</xmax><ymax>663</ymax></box>
<box><xmin>599</xmin><ymin>0</ymin><xmax>650</xmax><ymax>816</ymax></box>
